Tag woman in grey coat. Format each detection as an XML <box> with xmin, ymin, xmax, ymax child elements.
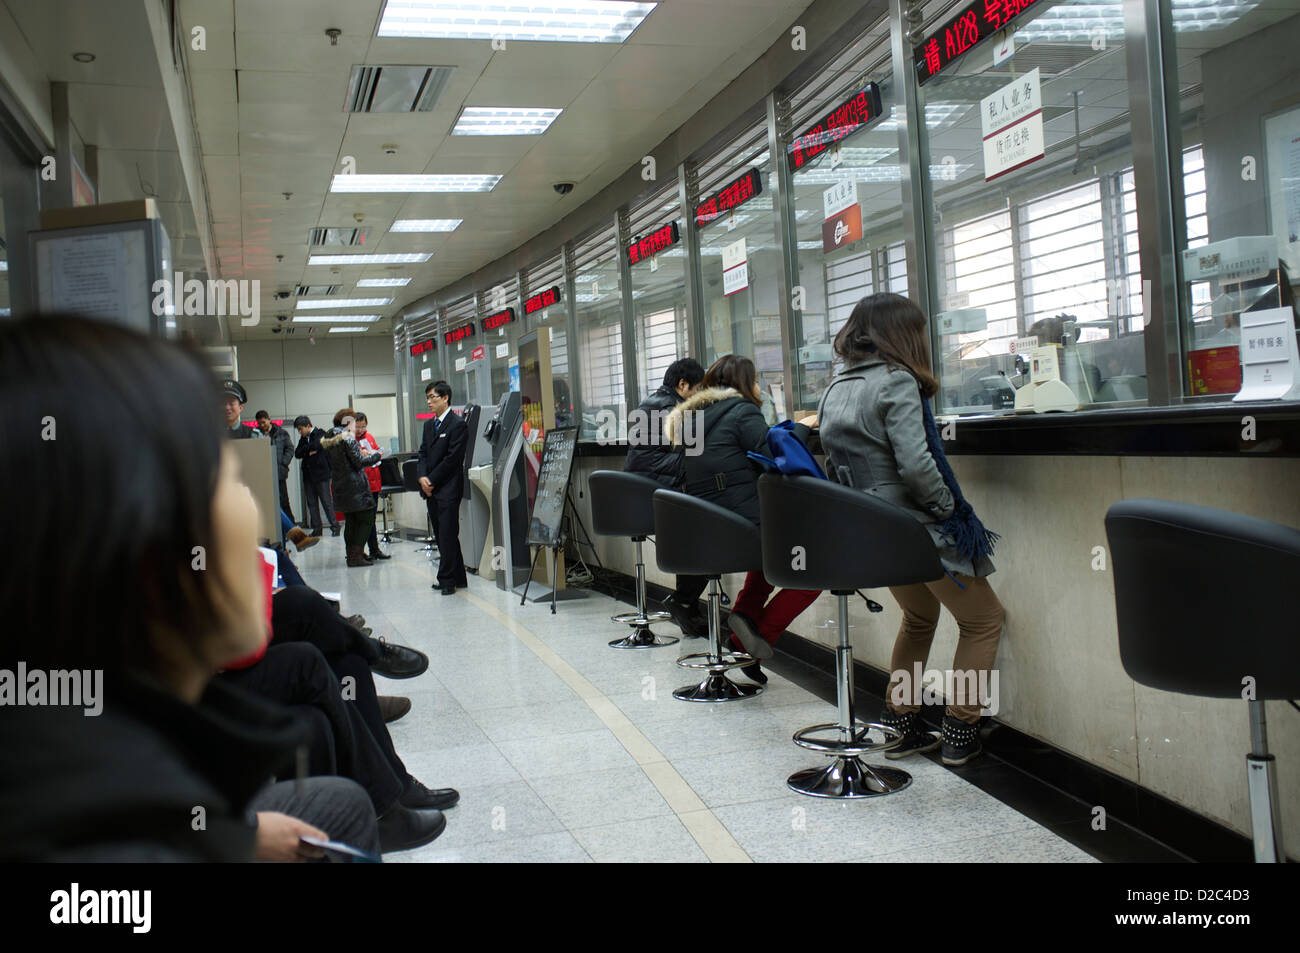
<box><xmin>321</xmin><ymin>408</ymin><xmax>382</xmax><ymax>568</ymax></box>
<box><xmin>818</xmin><ymin>293</ymin><xmax>1005</xmax><ymax>766</ymax></box>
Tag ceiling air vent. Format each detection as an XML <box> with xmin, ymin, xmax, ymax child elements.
<box><xmin>295</xmin><ymin>284</ymin><xmax>341</xmax><ymax>296</ymax></box>
<box><xmin>345</xmin><ymin>65</ymin><xmax>455</xmax><ymax>114</ymax></box>
<box><xmin>308</xmin><ymin>227</ymin><xmax>371</xmax><ymax>247</ymax></box>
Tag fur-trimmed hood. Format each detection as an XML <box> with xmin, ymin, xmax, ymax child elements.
<box><xmin>664</xmin><ymin>386</ymin><xmax>745</xmax><ymax>444</ymax></box>
<box><xmin>319</xmin><ymin>428</ymin><xmax>352</xmax><ymax>450</ymax></box>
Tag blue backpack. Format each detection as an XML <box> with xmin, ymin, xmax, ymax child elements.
<box><xmin>746</xmin><ymin>419</ymin><xmax>826</xmax><ymax>479</ymax></box>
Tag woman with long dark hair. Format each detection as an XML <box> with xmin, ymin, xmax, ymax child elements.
<box><xmin>665</xmin><ymin>354</ymin><xmax>821</xmax><ymax>683</ymax></box>
<box><xmin>321</xmin><ymin>408</ymin><xmax>382</xmax><ymax>567</ymax></box>
<box><xmin>818</xmin><ymin>293</ymin><xmax>1005</xmax><ymax>765</ymax></box>
<box><xmin>0</xmin><ymin>315</ymin><xmax>379</xmax><ymax>860</ymax></box>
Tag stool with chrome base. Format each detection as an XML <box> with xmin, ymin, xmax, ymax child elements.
<box><xmin>400</xmin><ymin>460</ymin><xmax>436</xmax><ymax>555</ymax></box>
<box><xmin>588</xmin><ymin>471</ymin><xmax>678</xmax><ymax>649</ymax></box>
<box><xmin>757</xmin><ymin>474</ymin><xmax>943</xmax><ymax>798</ymax></box>
<box><xmin>1106</xmin><ymin>498</ymin><xmax>1300</xmax><ymax>863</ymax></box>
<box><xmin>652</xmin><ymin>488</ymin><xmax>763</xmax><ymax>702</ymax></box>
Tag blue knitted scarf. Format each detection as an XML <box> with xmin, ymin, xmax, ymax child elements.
<box><xmin>920</xmin><ymin>395</ymin><xmax>999</xmax><ymax>565</ymax></box>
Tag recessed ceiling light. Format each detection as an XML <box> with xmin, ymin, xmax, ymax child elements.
<box><xmin>391</xmin><ymin>219</ymin><xmax>463</xmax><ymax>232</ymax></box>
<box><xmin>357</xmin><ymin>277</ymin><xmax>412</xmax><ymax>287</ymax></box>
<box><xmin>308</xmin><ymin>253</ymin><xmax>431</xmax><ymax>265</ymax></box>
<box><xmin>72</xmin><ymin>52</ymin><xmax>95</xmax><ymax>63</ymax></box>
<box><xmin>452</xmin><ymin>107</ymin><xmax>562</xmax><ymax>136</ymax></box>
<box><xmin>328</xmin><ymin>326</ymin><xmax>372</xmax><ymax>333</ymax></box>
<box><xmin>376</xmin><ymin>0</ymin><xmax>658</xmax><ymax>43</ymax></box>
<box><xmin>330</xmin><ymin>174</ymin><xmax>500</xmax><ymax>193</ymax></box>
<box><xmin>293</xmin><ymin>315</ymin><xmax>382</xmax><ymax>323</ymax></box>
<box><xmin>296</xmin><ymin>297</ymin><xmax>393</xmax><ymax>309</ymax></box>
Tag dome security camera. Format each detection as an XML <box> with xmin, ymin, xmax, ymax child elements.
<box><xmin>276</xmin><ymin>313</ymin><xmax>288</xmax><ymax>322</ymax></box>
<box><xmin>553</xmin><ymin>182</ymin><xmax>574</xmax><ymax>195</ymax></box>
<box><xmin>275</xmin><ymin>290</ymin><xmax>291</xmax><ymax>300</ymax></box>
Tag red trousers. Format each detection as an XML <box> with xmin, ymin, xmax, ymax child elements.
<box><xmin>728</xmin><ymin>571</ymin><xmax>820</xmax><ymax>647</ymax></box>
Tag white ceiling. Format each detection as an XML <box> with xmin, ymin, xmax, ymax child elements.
<box><xmin>174</xmin><ymin>0</ymin><xmax>817</xmax><ymax>341</ymax></box>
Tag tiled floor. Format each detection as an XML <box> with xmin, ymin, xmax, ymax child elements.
<box><xmin>294</xmin><ymin>536</ymin><xmax>1097</xmax><ymax>864</ymax></box>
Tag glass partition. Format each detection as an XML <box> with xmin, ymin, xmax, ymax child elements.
<box><xmin>629</xmin><ymin>190</ymin><xmax>690</xmax><ymax>406</ymax></box>
<box><xmin>695</xmin><ymin>131</ymin><xmax>786</xmax><ymax>419</ymax></box>
<box><xmin>573</xmin><ymin>225</ymin><xmax>628</xmax><ymax>441</ymax></box>
<box><xmin>1167</xmin><ymin>0</ymin><xmax>1300</xmax><ymax>400</ymax></box>
<box><xmin>915</xmin><ymin>0</ymin><xmax>1151</xmax><ymax>415</ymax></box>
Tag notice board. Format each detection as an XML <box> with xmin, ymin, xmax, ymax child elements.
<box><xmin>525</xmin><ymin>427</ymin><xmax>578</xmax><ymax>548</ymax></box>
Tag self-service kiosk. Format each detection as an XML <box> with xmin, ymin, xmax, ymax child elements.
<box><xmin>485</xmin><ymin>391</ymin><xmax>531</xmax><ymax>592</ymax></box>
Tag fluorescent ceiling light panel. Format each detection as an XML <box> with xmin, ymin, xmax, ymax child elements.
<box><xmin>357</xmin><ymin>278</ymin><xmax>413</xmax><ymax>287</ymax></box>
<box><xmin>296</xmin><ymin>297</ymin><xmax>393</xmax><ymax>309</ymax></box>
<box><xmin>293</xmin><ymin>315</ymin><xmax>382</xmax><ymax>323</ymax></box>
<box><xmin>330</xmin><ymin>174</ymin><xmax>500</xmax><ymax>193</ymax></box>
<box><xmin>390</xmin><ymin>219</ymin><xmax>463</xmax><ymax>232</ymax></box>
<box><xmin>308</xmin><ymin>253</ymin><xmax>431</xmax><ymax>265</ymax></box>
<box><xmin>376</xmin><ymin>0</ymin><xmax>657</xmax><ymax>43</ymax></box>
<box><xmin>328</xmin><ymin>326</ymin><xmax>372</xmax><ymax>333</ymax></box>
<box><xmin>453</xmin><ymin>107</ymin><xmax>562</xmax><ymax>136</ymax></box>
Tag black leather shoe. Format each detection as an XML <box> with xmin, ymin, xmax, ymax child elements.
<box><xmin>330</xmin><ymin>526</ymin><xmax>341</xmax><ymax>537</ymax></box>
<box><xmin>740</xmin><ymin>661</ymin><xmax>768</xmax><ymax>684</ymax></box>
<box><xmin>400</xmin><ymin>779</ymin><xmax>459</xmax><ymax>811</ymax></box>
<box><xmin>368</xmin><ymin>549</ymin><xmax>392</xmax><ymax>560</ymax></box>
<box><xmin>378</xmin><ymin>695</ymin><xmax>411</xmax><ymax>723</ymax></box>
<box><xmin>662</xmin><ymin>597</ymin><xmax>706</xmax><ymax>638</ymax></box>
<box><xmin>439</xmin><ymin>585</ymin><xmax>456</xmax><ymax>595</ymax></box>
<box><xmin>369</xmin><ymin>637</ymin><xmax>429</xmax><ymax>679</ymax></box>
<box><xmin>309</xmin><ymin>528</ymin><xmax>323</xmax><ymax>538</ymax></box>
<box><xmin>727</xmin><ymin>610</ymin><xmax>773</xmax><ymax>660</ymax></box>
<box><xmin>376</xmin><ymin>805</ymin><xmax>446</xmax><ymax>853</ymax></box>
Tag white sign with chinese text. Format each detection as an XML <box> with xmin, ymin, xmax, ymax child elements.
<box><xmin>454</xmin><ymin>356</ymin><xmax>466</xmax><ymax>372</ymax></box>
<box><xmin>420</xmin><ymin>367</ymin><xmax>432</xmax><ymax>382</ymax></box>
<box><xmin>822</xmin><ymin>178</ymin><xmax>859</xmax><ymax>220</ymax></box>
<box><xmin>722</xmin><ymin>237</ymin><xmax>749</xmax><ymax>296</ymax></box>
<box><xmin>981</xmin><ymin>68</ymin><xmax>1044</xmax><ymax>182</ymax></box>
<box><xmin>1235</xmin><ymin>307</ymin><xmax>1300</xmax><ymax>401</ymax></box>
<box><xmin>496</xmin><ymin>342</ymin><xmax>510</xmax><ymax>358</ymax></box>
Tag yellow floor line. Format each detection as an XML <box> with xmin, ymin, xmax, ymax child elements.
<box><xmin>398</xmin><ymin>567</ymin><xmax>752</xmax><ymax>862</ymax></box>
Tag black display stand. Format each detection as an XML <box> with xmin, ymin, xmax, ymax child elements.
<box><xmin>520</xmin><ymin>428</ymin><xmax>586</xmax><ymax>613</ymax></box>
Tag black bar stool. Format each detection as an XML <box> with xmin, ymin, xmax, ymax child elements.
<box><xmin>1106</xmin><ymin>499</ymin><xmax>1300</xmax><ymax>863</ymax></box>
<box><xmin>377</xmin><ymin>456</ymin><xmax>406</xmax><ymax>544</ymax></box>
<box><xmin>652</xmin><ymin>488</ymin><xmax>763</xmax><ymax>702</ymax></box>
<box><xmin>588</xmin><ymin>471</ymin><xmax>678</xmax><ymax>649</ymax></box>
<box><xmin>400</xmin><ymin>459</ymin><xmax>436</xmax><ymax>555</ymax></box>
<box><xmin>757</xmin><ymin>474</ymin><xmax>943</xmax><ymax>798</ymax></box>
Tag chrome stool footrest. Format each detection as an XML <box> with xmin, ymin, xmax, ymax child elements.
<box><xmin>611</xmin><ymin>609</ymin><xmax>672</xmax><ymax>625</ymax></box>
<box><xmin>792</xmin><ymin>722</ymin><xmax>901</xmax><ymax>757</ymax></box>
<box><xmin>673</xmin><ymin>671</ymin><xmax>762</xmax><ymax>703</ymax></box>
<box><xmin>787</xmin><ymin>757</ymin><xmax>911</xmax><ymax>799</ymax></box>
<box><xmin>676</xmin><ymin>650</ymin><xmax>754</xmax><ymax>672</ymax></box>
<box><xmin>609</xmin><ymin>626</ymin><xmax>679</xmax><ymax>649</ymax></box>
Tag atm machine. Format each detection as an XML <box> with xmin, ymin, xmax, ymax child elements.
<box><xmin>484</xmin><ymin>390</ymin><xmax>530</xmax><ymax>592</ymax></box>
<box><xmin>454</xmin><ymin>403</ymin><xmax>491</xmax><ymax>574</ymax></box>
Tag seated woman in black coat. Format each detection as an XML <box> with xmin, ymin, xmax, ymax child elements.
<box><xmin>664</xmin><ymin>354</ymin><xmax>820</xmax><ymax>683</ymax></box>
<box><xmin>0</xmin><ymin>315</ymin><xmax>377</xmax><ymax>861</ymax></box>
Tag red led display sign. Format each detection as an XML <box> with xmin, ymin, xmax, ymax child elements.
<box><xmin>914</xmin><ymin>0</ymin><xmax>1045</xmax><ymax>85</ymax></box>
<box><xmin>627</xmin><ymin>221</ymin><xmax>681</xmax><ymax>265</ymax></box>
<box><xmin>787</xmin><ymin>84</ymin><xmax>884</xmax><ymax>173</ymax></box>
<box><xmin>409</xmin><ymin>338</ymin><xmax>435</xmax><ymax>356</ymax></box>
<box><xmin>443</xmin><ymin>323</ymin><xmax>476</xmax><ymax>345</ymax></box>
<box><xmin>695</xmin><ymin>168</ymin><xmax>763</xmax><ymax>228</ymax></box>
<box><xmin>482</xmin><ymin>307</ymin><xmax>516</xmax><ymax>332</ymax></box>
<box><xmin>524</xmin><ymin>286</ymin><xmax>561</xmax><ymax>315</ymax></box>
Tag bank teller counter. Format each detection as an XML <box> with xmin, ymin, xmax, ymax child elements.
<box><xmin>567</xmin><ymin>401</ymin><xmax>1300</xmax><ymax>857</ymax></box>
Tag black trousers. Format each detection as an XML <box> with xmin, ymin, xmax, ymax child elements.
<box><xmin>367</xmin><ymin>491</ymin><xmax>383</xmax><ymax>554</ymax></box>
<box><xmin>220</xmin><ymin>642</ymin><xmax>406</xmax><ymax>815</ymax></box>
<box><xmin>278</xmin><ymin>475</ymin><xmax>295</xmax><ymax>522</ymax></box>
<box><xmin>248</xmin><ymin>777</ymin><xmax>381</xmax><ymax>860</ymax></box>
<box><xmin>428</xmin><ymin>491</ymin><xmax>466</xmax><ymax>589</ymax></box>
<box><xmin>303</xmin><ymin>478</ymin><xmax>339</xmax><ymax>532</ymax></box>
<box><xmin>674</xmin><ymin>574</ymin><xmax>709</xmax><ymax>607</ymax></box>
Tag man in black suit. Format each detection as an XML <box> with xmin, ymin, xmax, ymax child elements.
<box><xmin>418</xmin><ymin>381</ymin><xmax>468</xmax><ymax>595</ymax></box>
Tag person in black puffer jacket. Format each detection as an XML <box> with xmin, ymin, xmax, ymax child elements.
<box><xmin>664</xmin><ymin>354</ymin><xmax>820</xmax><ymax>683</ymax></box>
<box><xmin>321</xmin><ymin>408</ymin><xmax>382</xmax><ymax>568</ymax></box>
<box><xmin>625</xmin><ymin>358</ymin><xmax>708</xmax><ymax>636</ymax></box>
